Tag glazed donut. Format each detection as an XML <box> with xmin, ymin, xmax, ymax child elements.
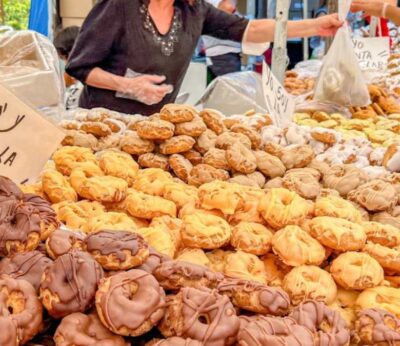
<box><xmin>133</xmin><ymin>168</ymin><xmax>173</xmax><ymax>197</ymax></box>
<box><xmin>323</xmin><ymin>165</ymin><xmax>368</xmax><ymax>197</ymax></box>
<box><xmin>96</xmin><ymin>270</ymin><xmax>166</xmax><ymax>336</ymax></box>
<box><xmin>363</xmin><ymin>221</ymin><xmax>400</xmax><ymax>247</ymax></box>
<box><xmin>237</xmin><ymin>316</ymin><xmax>314</xmax><ymax>346</ymax></box>
<box><xmin>348</xmin><ymin>179</ymin><xmax>398</xmax><ymax>212</ymax></box>
<box><xmin>188</xmin><ymin>164</ymin><xmax>229</xmax><ymax>187</ymax></box>
<box><xmin>364</xmin><ymin>242</ymin><xmax>400</xmax><ymax>274</ymax></box>
<box><xmin>217</xmin><ymin>277</ymin><xmax>290</xmax><ymax>315</ymax></box>
<box><xmin>314</xmin><ymin>195</ymin><xmax>362</xmax><ymax>223</ymax></box>
<box><xmin>283</xmin><ymin>265</ymin><xmax>337</xmax><ymax>305</ymax></box>
<box><xmin>280</xmin><ymin>145</ymin><xmax>315</xmax><ymax>169</ymax></box>
<box><xmin>84</xmin><ymin>231</ymin><xmax>149</xmax><ymax>270</ymax></box>
<box><xmin>181</xmin><ymin>212</ymin><xmax>231</xmax><ymax>249</ymax></box>
<box><xmin>136</xmin><ymin>226</ymin><xmax>178</xmax><ymax>258</ymax></box>
<box><xmin>258</xmin><ymin>188</ymin><xmax>309</xmax><ymax>229</ymax></box>
<box><xmin>224</xmin><ymin>251</ymin><xmax>268</xmax><ymax>284</ymax></box>
<box><xmin>0</xmin><ymin>176</ymin><xmax>23</xmax><ymax>198</ymax></box>
<box><xmin>354</xmin><ymin>309</ymin><xmax>400</xmax><ymax>345</ymax></box>
<box><xmin>371</xmin><ymin>212</ymin><xmax>400</xmax><ymax>230</ymax></box>
<box><xmin>52</xmin><ymin>146</ymin><xmax>97</xmax><ymax>176</ymax></box>
<box><xmin>330</xmin><ymin>252</ymin><xmax>384</xmax><ymax>291</ymax></box>
<box><xmin>215</xmin><ymin>131</ymin><xmax>252</xmax><ymax>150</ymax></box>
<box><xmin>120</xmin><ymin>131</ymin><xmax>155</xmax><ymax>155</ymax></box>
<box><xmin>355</xmin><ymin>286</ymin><xmax>400</xmax><ymax>318</ymax></box>
<box><xmin>228</xmin><ymin>174</ymin><xmax>259</xmax><ymax>189</ymax></box>
<box><xmin>169</xmin><ymin>154</ymin><xmax>193</xmax><ymax>182</ymax></box>
<box><xmin>159</xmin><ymin>135</ymin><xmax>196</xmax><ymax>155</ymax></box>
<box><xmin>150</xmin><ymin>215</ymin><xmax>183</xmax><ymax>247</ymax></box>
<box><xmin>96</xmin><ymin>133</ymin><xmax>122</xmax><ymax>152</ymax></box>
<box><xmin>148</xmin><ymin>337</ymin><xmax>203</xmax><ymax>346</ymax></box>
<box><xmin>136</xmin><ymin>119</ymin><xmax>175</xmax><ymax>140</ymax></box>
<box><xmin>230</xmin><ymin>124</ymin><xmax>262</xmax><ymax>149</ymax></box>
<box><xmin>226</xmin><ymin>142</ymin><xmax>257</xmax><ymax>174</ymax></box>
<box><xmin>282</xmin><ymin>170</ymin><xmax>321</xmax><ymax>200</ymax></box>
<box><xmin>262</xmin><ymin>253</ymin><xmax>292</xmax><ymax>287</ymax></box>
<box><xmin>159</xmin><ymin>287</ymin><xmax>239</xmax><ymax>345</ymax></box>
<box><xmin>308</xmin><ymin>159</ymin><xmax>330</xmax><ymax>176</ymax></box>
<box><xmin>40</xmin><ymin>250</ymin><xmax>104</xmax><ymax>318</ymax></box>
<box><xmin>138</xmin><ymin>153</ymin><xmax>169</xmax><ymax>171</ymax></box>
<box><xmin>0</xmin><ymin>277</ymin><xmax>43</xmax><ymax>344</ymax></box>
<box><xmin>137</xmin><ymin>247</ymin><xmax>172</xmax><ymax>274</ymax></box>
<box><xmin>97</xmin><ymin>150</ymin><xmax>139</xmax><ymax>186</ymax></box>
<box><xmin>178</xmin><ymin>200</ymin><xmax>224</xmax><ymax>220</ymax></box>
<box><xmin>80</xmin><ymin>121</ymin><xmax>112</xmax><ymax>138</ymax></box>
<box><xmin>182</xmin><ymin>149</ymin><xmax>203</xmax><ymax>166</ymax></box>
<box><xmin>160</xmin><ymin>104</ymin><xmax>197</xmax><ymax>124</ymax></box>
<box><xmin>176</xmin><ymin>248</ymin><xmax>210</xmax><ymax>267</ymax></box>
<box><xmin>62</xmin><ymin>130</ymin><xmax>97</xmax><ymax>150</ymax></box>
<box><xmin>231</xmin><ymin>222</ymin><xmax>273</xmax><ymax>256</ymax></box>
<box><xmin>289</xmin><ymin>301</ymin><xmax>350</xmax><ymax>346</ymax></box>
<box><xmin>54</xmin><ymin>312</ymin><xmax>128</xmax><ymax>346</ymax></box>
<box><xmin>272</xmin><ymin>225</ymin><xmax>325</xmax><ymax>267</ymax></box>
<box><xmin>195</xmin><ymin>129</ymin><xmax>218</xmax><ymax>154</ymax></box>
<box><xmin>163</xmin><ymin>182</ymin><xmax>198</xmax><ymax>210</ymax></box>
<box><xmin>227</xmin><ymin>188</ymin><xmax>265</xmax><ymax>225</ymax></box>
<box><xmin>199</xmin><ymin>109</ymin><xmax>226</xmax><ymax>135</ymax></box>
<box><xmin>175</xmin><ymin>117</ymin><xmax>207</xmax><ymax>137</ymax></box>
<box><xmin>0</xmin><ymin>250</ymin><xmax>52</xmax><ymax>292</ymax></box>
<box><xmin>81</xmin><ymin>212</ymin><xmax>140</xmax><ymax>234</ymax></box>
<box><xmin>41</xmin><ymin>170</ymin><xmax>77</xmax><ymax>204</ymax></box>
<box><xmin>309</xmin><ymin>216</ymin><xmax>366</xmax><ymax>251</ymax></box>
<box><xmin>206</xmin><ymin>249</ymin><xmax>232</xmax><ymax>274</ymax></box>
<box><xmin>153</xmin><ymin>260</ymin><xmax>223</xmax><ymax>290</ymax></box>
<box><xmin>203</xmin><ymin>148</ymin><xmax>230</xmax><ymax>171</ymax></box>
<box><xmin>45</xmin><ymin>228</ymin><xmax>85</xmax><ymax>259</ymax></box>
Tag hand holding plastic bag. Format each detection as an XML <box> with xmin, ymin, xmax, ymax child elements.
<box><xmin>314</xmin><ymin>0</ymin><xmax>370</xmax><ymax>107</ymax></box>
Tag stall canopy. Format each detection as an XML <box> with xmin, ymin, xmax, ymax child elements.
<box><xmin>28</xmin><ymin>0</ymin><xmax>51</xmax><ymax>37</ymax></box>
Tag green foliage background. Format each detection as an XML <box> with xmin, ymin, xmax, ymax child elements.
<box><xmin>3</xmin><ymin>0</ymin><xmax>31</xmax><ymax>30</ymax></box>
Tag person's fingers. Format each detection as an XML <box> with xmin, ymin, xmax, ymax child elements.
<box><xmin>143</xmin><ymin>75</ymin><xmax>167</xmax><ymax>84</ymax></box>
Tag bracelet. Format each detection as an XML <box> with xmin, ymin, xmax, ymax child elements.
<box><xmin>382</xmin><ymin>2</ymin><xmax>389</xmax><ymax>19</ymax></box>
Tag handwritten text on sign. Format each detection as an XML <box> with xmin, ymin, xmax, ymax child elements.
<box><xmin>0</xmin><ymin>83</ymin><xmax>64</xmax><ymax>183</ymax></box>
<box><xmin>262</xmin><ymin>60</ymin><xmax>295</xmax><ymax>127</ymax></box>
<box><xmin>352</xmin><ymin>37</ymin><xmax>390</xmax><ymax>70</ymax></box>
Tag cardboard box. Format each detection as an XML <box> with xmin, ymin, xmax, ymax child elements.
<box><xmin>62</xmin><ymin>17</ymin><xmax>86</xmax><ymax>28</ymax></box>
<box><xmin>60</xmin><ymin>0</ymin><xmax>95</xmax><ymax>18</ymax></box>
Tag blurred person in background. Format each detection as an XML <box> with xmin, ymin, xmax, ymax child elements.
<box><xmin>351</xmin><ymin>0</ymin><xmax>400</xmax><ymax>25</ymax></box>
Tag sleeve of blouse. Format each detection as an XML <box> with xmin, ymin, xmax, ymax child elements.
<box><xmin>201</xmin><ymin>1</ymin><xmax>249</xmax><ymax>42</ymax></box>
<box><xmin>66</xmin><ymin>0</ymin><xmax>123</xmax><ymax>83</ymax></box>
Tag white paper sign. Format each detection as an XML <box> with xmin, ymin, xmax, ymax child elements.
<box><xmin>0</xmin><ymin>83</ymin><xmax>64</xmax><ymax>183</ymax></box>
<box><xmin>262</xmin><ymin>60</ymin><xmax>295</xmax><ymax>127</ymax></box>
<box><xmin>352</xmin><ymin>37</ymin><xmax>390</xmax><ymax>70</ymax></box>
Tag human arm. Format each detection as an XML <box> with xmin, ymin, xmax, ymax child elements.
<box><xmin>351</xmin><ymin>0</ymin><xmax>400</xmax><ymax>25</ymax></box>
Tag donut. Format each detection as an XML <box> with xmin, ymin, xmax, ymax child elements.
<box><xmin>314</xmin><ymin>195</ymin><xmax>362</xmax><ymax>223</ymax></box>
<box><xmin>362</xmin><ymin>221</ymin><xmax>400</xmax><ymax>247</ymax></box>
<box><xmin>258</xmin><ymin>188</ymin><xmax>309</xmax><ymax>229</ymax></box>
<box><xmin>364</xmin><ymin>242</ymin><xmax>400</xmax><ymax>274</ymax></box>
<box><xmin>81</xmin><ymin>212</ymin><xmax>140</xmax><ymax>234</ymax></box>
<box><xmin>217</xmin><ymin>277</ymin><xmax>290</xmax><ymax>315</ymax></box>
<box><xmin>280</xmin><ymin>145</ymin><xmax>315</xmax><ymax>169</ymax></box>
<box><xmin>137</xmin><ymin>247</ymin><xmax>172</xmax><ymax>274</ymax></box>
<box><xmin>181</xmin><ymin>212</ymin><xmax>231</xmax><ymax>249</ymax></box>
<box><xmin>150</xmin><ymin>215</ymin><xmax>183</xmax><ymax>246</ymax></box>
<box><xmin>40</xmin><ymin>250</ymin><xmax>104</xmax><ymax>318</ymax></box>
<box><xmin>224</xmin><ymin>251</ymin><xmax>267</xmax><ymax>284</ymax></box>
<box><xmin>0</xmin><ymin>176</ymin><xmax>23</xmax><ymax>198</ymax></box>
<box><xmin>206</xmin><ymin>249</ymin><xmax>232</xmax><ymax>274</ymax></box>
<box><xmin>282</xmin><ymin>170</ymin><xmax>321</xmax><ymax>200</ymax></box>
<box><xmin>203</xmin><ymin>148</ymin><xmax>230</xmax><ymax>171</ymax></box>
<box><xmin>188</xmin><ymin>164</ymin><xmax>229</xmax><ymax>187</ymax></box>
<box><xmin>215</xmin><ymin>131</ymin><xmax>251</xmax><ymax>150</ymax></box>
<box><xmin>54</xmin><ymin>312</ymin><xmax>128</xmax><ymax>346</ymax></box>
<box><xmin>199</xmin><ymin>109</ymin><xmax>226</xmax><ymax>135</ymax></box>
<box><xmin>0</xmin><ymin>277</ymin><xmax>43</xmax><ymax>344</ymax></box>
<box><xmin>323</xmin><ymin>165</ymin><xmax>368</xmax><ymax>197</ymax></box>
<box><xmin>138</xmin><ymin>153</ymin><xmax>169</xmax><ymax>171</ymax></box>
<box><xmin>383</xmin><ymin>144</ymin><xmax>400</xmax><ymax>172</ymax></box>
<box><xmin>62</xmin><ymin>129</ymin><xmax>97</xmax><ymax>149</ymax></box>
<box><xmin>283</xmin><ymin>265</ymin><xmax>337</xmax><ymax>305</ymax></box>
<box><xmin>354</xmin><ymin>309</ymin><xmax>400</xmax><ymax>345</ymax></box>
<box><xmin>84</xmin><ymin>230</ymin><xmax>149</xmax><ymax>270</ymax></box>
<box><xmin>148</xmin><ymin>337</ymin><xmax>203</xmax><ymax>346</ymax></box>
<box><xmin>308</xmin><ymin>159</ymin><xmax>330</xmax><ymax>176</ymax></box>
<box><xmin>176</xmin><ymin>248</ymin><xmax>210</xmax><ymax>267</ymax></box>
<box><xmin>136</xmin><ymin>119</ymin><xmax>175</xmax><ymax>140</ymax></box>
<box><xmin>226</xmin><ymin>142</ymin><xmax>257</xmax><ymax>174</ymax></box>
<box><xmin>195</xmin><ymin>129</ymin><xmax>217</xmax><ymax>154</ymax></box>
<box><xmin>158</xmin><ymin>287</ymin><xmax>239</xmax><ymax>345</ymax></box>
<box><xmin>153</xmin><ymin>260</ymin><xmax>223</xmax><ymax>290</ymax></box>
<box><xmin>309</xmin><ymin>216</ymin><xmax>366</xmax><ymax>251</ymax></box>
<box><xmin>133</xmin><ymin>168</ymin><xmax>173</xmax><ymax>197</ymax></box>
<box><xmin>97</xmin><ymin>150</ymin><xmax>139</xmax><ymax>186</ymax></box>
<box><xmin>231</xmin><ymin>222</ymin><xmax>273</xmax><ymax>256</ymax></box>
<box><xmin>226</xmin><ymin>188</ymin><xmax>265</xmax><ymax>225</ymax></box>
<box><xmin>237</xmin><ymin>316</ymin><xmax>314</xmax><ymax>346</ymax></box>
<box><xmin>120</xmin><ymin>131</ymin><xmax>155</xmax><ymax>155</ymax></box>
<box><xmin>159</xmin><ymin>136</ymin><xmax>195</xmax><ymax>155</ymax></box>
<box><xmin>261</xmin><ymin>253</ymin><xmax>291</xmax><ymax>287</ymax></box>
<box><xmin>175</xmin><ymin>117</ymin><xmax>207</xmax><ymax>137</ymax></box>
<box><xmin>182</xmin><ymin>150</ymin><xmax>203</xmax><ymax>166</ymax></box>
<box><xmin>356</xmin><ymin>286</ymin><xmax>400</xmax><ymax>319</ymax></box>
<box><xmin>272</xmin><ymin>225</ymin><xmax>325</xmax><ymax>267</ymax></box>
<box><xmin>330</xmin><ymin>252</ymin><xmax>384</xmax><ymax>291</ymax></box>
<box><xmin>80</xmin><ymin>121</ymin><xmax>112</xmax><ymax>138</ymax></box>
<box><xmin>348</xmin><ymin>179</ymin><xmax>398</xmax><ymax>212</ymax></box>
<box><xmin>163</xmin><ymin>182</ymin><xmax>198</xmax><ymax>210</ymax></box>
<box><xmin>41</xmin><ymin>170</ymin><xmax>77</xmax><ymax>204</ymax></box>
<box><xmin>228</xmin><ymin>174</ymin><xmax>258</xmax><ymax>189</ymax></box>
<box><xmin>136</xmin><ymin>226</ymin><xmax>178</xmax><ymax>258</ymax></box>
<box><xmin>230</xmin><ymin>124</ymin><xmax>261</xmax><ymax>149</ymax></box>
<box><xmin>371</xmin><ymin>212</ymin><xmax>400</xmax><ymax>230</ymax></box>
<box><xmin>289</xmin><ymin>301</ymin><xmax>350</xmax><ymax>346</ymax></box>
<box><xmin>160</xmin><ymin>104</ymin><xmax>197</xmax><ymax>124</ymax></box>
<box><xmin>95</xmin><ymin>270</ymin><xmax>166</xmax><ymax>336</ymax></box>
<box><xmin>169</xmin><ymin>154</ymin><xmax>193</xmax><ymax>182</ymax></box>
<box><xmin>45</xmin><ymin>228</ymin><xmax>85</xmax><ymax>260</ymax></box>
<box><xmin>52</xmin><ymin>146</ymin><xmax>97</xmax><ymax>176</ymax></box>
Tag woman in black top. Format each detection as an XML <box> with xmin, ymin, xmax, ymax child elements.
<box><xmin>66</xmin><ymin>0</ymin><xmax>342</xmax><ymax>115</ymax></box>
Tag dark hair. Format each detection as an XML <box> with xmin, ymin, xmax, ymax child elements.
<box><xmin>54</xmin><ymin>26</ymin><xmax>80</xmax><ymax>59</ymax></box>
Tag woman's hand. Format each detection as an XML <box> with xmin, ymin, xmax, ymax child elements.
<box><xmin>350</xmin><ymin>0</ymin><xmax>384</xmax><ymax>17</ymax></box>
<box><xmin>314</xmin><ymin>13</ymin><xmax>344</xmax><ymax>37</ymax></box>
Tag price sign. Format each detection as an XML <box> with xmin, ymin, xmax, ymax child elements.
<box><xmin>262</xmin><ymin>60</ymin><xmax>295</xmax><ymax>127</ymax></box>
<box><xmin>352</xmin><ymin>37</ymin><xmax>390</xmax><ymax>71</ymax></box>
<box><xmin>0</xmin><ymin>83</ymin><xmax>64</xmax><ymax>183</ymax></box>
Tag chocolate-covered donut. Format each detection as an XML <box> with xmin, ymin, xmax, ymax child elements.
<box><xmin>153</xmin><ymin>260</ymin><xmax>224</xmax><ymax>290</ymax></box>
<box><xmin>84</xmin><ymin>231</ymin><xmax>149</xmax><ymax>270</ymax></box>
<box><xmin>137</xmin><ymin>247</ymin><xmax>172</xmax><ymax>274</ymax></box>
<box><xmin>54</xmin><ymin>312</ymin><xmax>128</xmax><ymax>346</ymax></box>
<box><xmin>0</xmin><ymin>251</ymin><xmax>53</xmax><ymax>291</ymax></box>
<box><xmin>289</xmin><ymin>301</ymin><xmax>350</xmax><ymax>346</ymax></box>
<box><xmin>148</xmin><ymin>337</ymin><xmax>203</xmax><ymax>346</ymax></box>
<box><xmin>96</xmin><ymin>269</ymin><xmax>165</xmax><ymax>336</ymax></box>
<box><xmin>0</xmin><ymin>176</ymin><xmax>23</xmax><ymax>199</ymax></box>
<box><xmin>45</xmin><ymin>228</ymin><xmax>85</xmax><ymax>260</ymax></box>
<box><xmin>40</xmin><ymin>251</ymin><xmax>104</xmax><ymax>318</ymax></box>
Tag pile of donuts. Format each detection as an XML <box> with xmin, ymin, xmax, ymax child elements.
<box><xmin>2</xmin><ymin>175</ymin><xmax>400</xmax><ymax>345</ymax></box>
<box><xmin>284</xmin><ymin>70</ymin><xmax>315</xmax><ymax>96</ymax></box>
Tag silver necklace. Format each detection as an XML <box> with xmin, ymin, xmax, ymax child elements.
<box><xmin>140</xmin><ymin>3</ymin><xmax>182</xmax><ymax>56</ymax></box>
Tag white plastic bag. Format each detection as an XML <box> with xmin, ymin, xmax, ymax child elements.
<box><xmin>314</xmin><ymin>0</ymin><xmax>370</xmax><ymax>107</ymax></box>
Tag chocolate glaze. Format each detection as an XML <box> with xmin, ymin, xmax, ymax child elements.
<box><xmin>0</xmin><ymin>251</ymin><xmax>53</xmax><ymax>291</ymax></box>
<box><xmin>0</xmin><ymin>176</ymin><xmax>23</xmax><ymax>198</ymax></box>
<box><xmin>289</xmin><ymin>301</ymin><xmax>350</xmax><ymax>346</ymax></box>
<box><xmin>46</xmin><ymin>229</ymin><xmax>85</xmax><ymax>258</ymax></box>
<box><xmin>22</xmin><ymin>194</ymin><xmax>59</xmax><ymax>230</ymax></box>
<box><xmin>85</xmin><ymin>230</ymin><xmax>148</xmax><ymax>262</ymax></box>
<box><xmin>40</xmin><ymin>251</ymin><xmax>104</xmax><ymax>318</ymax></box>
<box><xmin>151</xmin><ymin>337</ymin><xmax>204</xmax><ymax>346</ymax></box>
<box><xmin>137</xmin><ymin>247</ymin><xmax>172</xmax><ymax>274</ymax></box>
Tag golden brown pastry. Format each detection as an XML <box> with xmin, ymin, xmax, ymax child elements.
<box><xmin>174</xmin><ymin>116</ymin><xmax>207</xmax><ymax>137</ymax></box>
<box><xmin>195</xmin><ymin>129</ymin><xmax>218</xmax><ymax>154</ymax></box>
<box><xmin>280</xmin><ymin>145</ymin><xmax>315</xmax><ymax>169</ymax></box>
<box><xmin>206</xmin><ymin>249</ymin><xmax>233</xmax><ymax>273</ymax></box>
<box><xmin>52</xmin><ymin>146</ymin><xmax>97</xmax><ymax>176</ymax></box>
<box><xmin>138</xmin><ymin>153</ymin><xmax>170</xmax><ymax>170</ymax></box>
<box><xmin>136</xmin><ymin>119</ymin><xmax>175</xmax><ymax>140</ymax></box>
<box><xmin>120</xmin><ymin>130</ymin><xmax>155</xmax><ymax>155</ymax></box>
<box><xmin>160</xmin><ymin>104</ymin><xmax>197</xmax><ymax>123</ymax></box>
<box><xmin>323</xmin><ymin>165</ymin><xmax>368</xmax><ymax>197</ymax></box>
<box><xmin>80</xmin><ymin>212</ymin><xmax>140</xmax><ymax>234</ymax></box>
<box><xmin>187</xmin><ymin>164</ymin><xmax>229</xmax><ymax>187</ymax></box>
<box><xmin>230</xmin><ymin>124</ymin><xmax>262</xmax><ymax>150</ymax></box>
<box><xmin>355</xmin><ymin>286</ymin><xmax>400</xmax><ymax>318</ymax></box>
<box><xmin>230</xmin><ymin>222</ymin><xmax>273</xmax><ymax>256</ymax></box>
<box><xmin>362</xmin><ymin>221</ymin><xmax>400</xmax><ymax>247</ymax></box>
<box><xmin>199</xmin><ymin>109</ymin><xmax>226</xmax><ymax>135</ymax></box>
<box><xmin>132</xmin><ymin>168</ymin><xmax>173</xmax><ymax>197</ymax></box>
<box><xmin>364</xmin><ymin>242</ymin><xmax>400</xmax><ymax>274</ymax></box>
<box><xmin>203</xmin><ymin>148</ymin><xmax>230</xmax><ymax>170</ymax></box>
<box><xmin>226</xmin><ymin>142</ymin><xmax>257</xmax><ymax>174</ymax></box>
<box><xmin>314</xmin><ymin>195</ymin><xmax>362</xmax><ymax>223</ymax></box>
<box><xmin>168</xmin><ymin>154</ymin><xmax>193</xmax><ymax>182</ymax></box>
<box><xmin>163</xmin><ymin>182</ymin><xmax>198</xmax><ymax>210</ymax></box>
<box><xmin>282</xmin><ymin>170</ymin><xmax>321</xmax><ymax>200</ymax></box>
<box><xmin>175</xmin><ymin>248</ymin><xmax>210</xmax><ymax>267</ymax></box>
<box><xmin>41</xmin><ymin>170</ymin><xmax>77</xmax><ymax>204</ymax></box>
<box><xmin>159</xmin><ymin>135</ymin><xmax>196</xmax><ymax>155</ymax></box>
<box><xmin>261</xmin><ymin>253</ymin><xmax>292</xmax><ymax>287</ymax></box>
<box><xmin>215</xmin><ymin>131</ymin><xmax>252</xmax><ymax>150</ymax></box>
